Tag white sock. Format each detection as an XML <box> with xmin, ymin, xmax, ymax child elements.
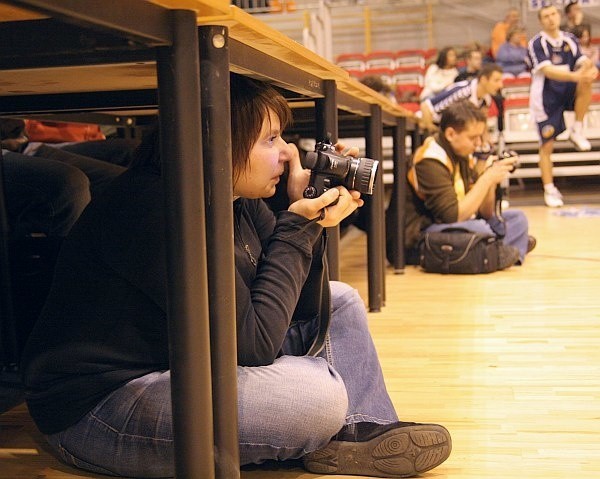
<box><xmin>572</xmin><ymin>121</ymin><xmax>583</xmax><ymax>132</ymax></box>
<box><xmin>544</xmin><ymin>183</ymin><xmax>557</xmax><ymax>193</ymax></box>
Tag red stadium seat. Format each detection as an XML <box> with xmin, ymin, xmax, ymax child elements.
<box><xmin>336</xmin><ymin>52</ymin><xmax>366</xmax><ymax>72</ymax></box>
<box><xmin>395</xmin><ymin>49</ymin><xmax>426</xmax><ymax>68</ymax></box>
<box><xmin>365</xmin><ymin>50</ymin><xmax>397</xmax><ymax>70</ymax></box>
<box><xmin>395</xmin><ymin>83</ymin><xmax>422</xmax><ymax>103</ymax></box>
<box><xmin>502</xmin><ymin>76</ymin><xmax>531</xmax><ymax>100</ymax></box>
<box><xmin>393</xmin><ymin>65</ymin><xmax>426</xmax><ymax>86</ymax></box>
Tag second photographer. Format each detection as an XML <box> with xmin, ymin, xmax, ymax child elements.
<box><xmin>386</xmin><ymin>100</ymin><xmax>535</xmax><ymax>266</ymax></box>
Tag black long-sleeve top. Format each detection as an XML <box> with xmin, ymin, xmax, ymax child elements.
<box><xmin>21</xmin><ymin>167</ymin><xmax>326</xmax><ymax>434</ymax></box>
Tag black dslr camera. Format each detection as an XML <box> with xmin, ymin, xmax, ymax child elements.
<box><xmin>493</xmin><ymin>149</ymin><xmax>520</xmax><ymax>173</ymax></box>
<box><xmin>301</xmin><ymin>140</ymin><xmax>379</xmax><ymax>199</ymax></box>
<box><xmin>493</xmin><ymin>150</ymin><xmax>520</xmax><ymax>218</ymax></box>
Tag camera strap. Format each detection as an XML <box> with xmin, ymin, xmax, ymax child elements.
<box><xmin>305</xmin><ymin>230</ymin><xmax>331</xmax><ymax>357</ymax></box>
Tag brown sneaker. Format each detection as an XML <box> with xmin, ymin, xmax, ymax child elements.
<box><xmin>303</xmin><ymin>421</ymin><xmax>451</xmax><ymax>478</ymax></box>
<box><xmin>527</xmin><ymin>235</ymin><xmax>537</xmax><ymax>253</ymax></box>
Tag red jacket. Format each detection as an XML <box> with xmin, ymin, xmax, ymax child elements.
<box><xmin>25</xmin><ymin>120</ymin><xmax>105</xmax><ymax>143</ymax></box>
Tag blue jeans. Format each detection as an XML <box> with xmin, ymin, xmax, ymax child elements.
<box><xmin>2</xmin><ymin>150</ymin><xmax>90</xmax><ymax>238</ymax></box>
<box><xmin>425</xmin><ymin>209</ymin><xmax>530</xmax><ymax>263</ymax></box>
<box><xmin>46</xmin><ymin>281</ymin><xmax>398</xmax><ymax>477</ymax></box>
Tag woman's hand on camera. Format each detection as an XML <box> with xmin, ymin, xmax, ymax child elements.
<box><xmin>284</xmin><ymin>141</ymin><xmax>359</xmax><ymax>202</ymax></box>
<box><xmin>284</xmin><ymin>143</ymin><xmax>312</xmax><ymax>203</ymax></box>
<box><xmin>288</xmin><ymin>186</ymin><xmax>363</xmax><ymax>227</ymax></box>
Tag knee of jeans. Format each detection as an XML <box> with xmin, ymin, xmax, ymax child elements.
<box><xmin>50</xmin><ymin>166</ymin><xmax>90</xmax><ymax>218</ymax></box>
<box><xmin>63</xmin><ymin>168</ymin><xmax>91</xmax><ymax>211</ymax></box>
<box><xmin>269</xmin><ymin>356</ymin><xmax>348</xmax><ymax>440</ymax></box>
<box><xmin>506</xmin><ymin>209</ymin><xmax>529</xmax><ymax>234</ymax></box>
<box><xmin>292</xmin><ymin>358</ymin><xmax>348</xmax><ymax>440</ymax></box>
<box><xmin>330</xmin><ymin>281</ymin><xmax>363</xmax><ymax>306</ymax></box>
<box><xmin>330</xmin><ymin>280</ymin><xmax>353</xmax><ymax>296</ymax></box>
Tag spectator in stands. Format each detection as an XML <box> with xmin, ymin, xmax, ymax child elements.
<box><xmin>573</xmin><ymin>24</ymin><xmax>600</xmax><ymax>68</ymax></box>
<box><xmin>455</xmin><ymin>48</ymin><xmax>483</xmax><ymax>82</ymax></box>
<box><xmin>419</xmin><ymin>46</ymin><xmax>459</xmax><ymax>100</ymax></box>
<box><xmin>419</xmin><ymin>63</ymin><xmax>504</xmax><ymax>133</ymax></box>
<box><xmin>21</xmin><ymin>73</ymin><xmax>452</xmax><ymax>479</ymax></box>
<box><xmin>387</xmin><ymin>100</ymin><xmax>533</xmax><ymax>266</ymax></box>
<box><xmin>561</xmin><ymin>0</ymin><xmax>590</xmax><ymax>34</ymax></box>
<box><xmin>491</xmin><ymin>7</ymin><xmax>527</xmax><ymax>59</ymax></box>
<box><xmin>496</xmin><ymin>26</ymin><xmax>530</xmax><ymax>77</ymax></box>
<box><xmin>528</xmin><ymin>3</ymin><xmax>598</xmax><ymax>207</ymax></box>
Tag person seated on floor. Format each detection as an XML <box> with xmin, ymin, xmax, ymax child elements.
<box><xmin>386</xmin><ymin>100</ymin><xmax>535</xmax><ymax>266</ymax></box>
<box><xmin>0</xmin><ymin>118</ymin><xmax>126</xmax><ymax>204</ymax></box>
<box><xmin>2</xmin><ymin>119</ymin><xmax>127</xmax><ymax>354</ymax></box>
<box><xmin>496</xmin><ymin>26</ymin><xmax>531</xmax><ymax>78</ymax></box>
<box><xmin>20</xmin><ymin>73</ymin><xmax>452</xmax><ymax>479</ymax></box>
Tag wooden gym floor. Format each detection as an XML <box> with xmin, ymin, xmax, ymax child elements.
<box><xmin>1</xmin><ymin>180</ymin><xmax>599</xmax><ymax>479</ymax></box>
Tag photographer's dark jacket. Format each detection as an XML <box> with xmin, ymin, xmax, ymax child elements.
<box><xmin>399</xmin><ymin>133</ymin><xmax>478</xmax><ymax>250</ymax></box>
<box><xmin>21</xmin><ymin>167</ymin><xmax>327</xmax><ymax>434</ymax></box>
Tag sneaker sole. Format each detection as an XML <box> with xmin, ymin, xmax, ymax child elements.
<box><xmin>572</xmin><ymin>144</ymin><xmax>592</xmax><ymax>152</ymax></box>
<box><xmin>570</xmin><ymin>138</ymin><xmax>592</xmax><ymax>152</ymax></box>
<box><xmin>544</xmin><ymin>199</ymin><xmax>564</xmax><ymax>208</ymax></box>
<box><xmin>304</xmin><ymin>424</ymin><xmax>451</xmax><ymax>478</ymax></box>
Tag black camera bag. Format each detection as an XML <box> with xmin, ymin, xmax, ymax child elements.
<box><xmin>418</xmin><ymin>227</ymin><xmax>519</xmax><ymax>274</ymax></box>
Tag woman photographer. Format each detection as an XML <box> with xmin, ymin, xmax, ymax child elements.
<box><xmin>21</xmin><ymin>73</ymin><xmax>451</xmax><ymax>478</ymax></box>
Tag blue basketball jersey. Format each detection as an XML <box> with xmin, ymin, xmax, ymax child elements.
<box><xmin>423</xmin><ymin>79</ymin><xmax>491</xmax><ymax>124</ymax></box>
<box><xmin>528</xmin><ymin>31</ymin><xmax>585</xmax><ymax>122</ymax></box>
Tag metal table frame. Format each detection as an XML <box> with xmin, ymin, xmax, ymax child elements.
<box><xmin>0</xmin><ymin>1</ymin><xmax>410</xmax><ymax>476</ymax></box>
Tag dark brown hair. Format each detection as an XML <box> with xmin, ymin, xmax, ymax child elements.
<box><xmin>439</xmin><ymin>100</ymin><xmax>487</xmax><ymax>133</ymax></box>
<box><xmin>435</xmin><ymin>47</ymin><xmax>456</xmax><ymax>69</ymax></box>
<box><xmin>132</xmin><ymin>73</ymin><xmax>292</xmax><ymax>181</ymax></box>
<box><xmin>477</xmin><ymin>62</ymin><xmax>503</xmax><ymax>80</ymax></box>
<box><xmin>229</xmin><ymin>73</ymin><xmax>292</xmax><ymax>183</ymax></box>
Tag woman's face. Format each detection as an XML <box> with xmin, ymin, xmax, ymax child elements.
<box><xmin>233</xmin><ymin>109</ymin><xmax>289</xmax><ymax>198</ymax></box>
<box><xmin>445</xmin><ymin>49</ymin><xmax>457</xmax><ymax>68</ymax></box>
<box><xmin>580</xmin><ymin>29</ymin><xmax>590</xmax><ymax>46</ymax></box>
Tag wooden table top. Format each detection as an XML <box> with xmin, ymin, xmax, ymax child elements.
<box><xmin>0</xmin><ymin>1</ymin><xmax>411</xmax><ymax>119</ymax></box>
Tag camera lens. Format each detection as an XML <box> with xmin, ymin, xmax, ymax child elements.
<box><xmin>346</xmin><ymin>157</ymin><xmax>378</xmax><ymax>195</ymax></box>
